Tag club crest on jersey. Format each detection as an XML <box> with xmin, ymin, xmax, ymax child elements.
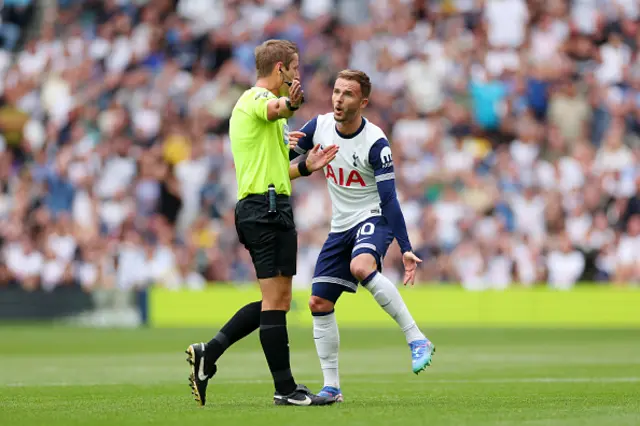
<box><xmin>380</xmin><ymin>146</ymin><xmax>393</xmax><ymax>169</ymax></box>
<box><xmin>325</xmin><ymin>164</ymin><xmax>365</xmax><ymax>187</ymax></box>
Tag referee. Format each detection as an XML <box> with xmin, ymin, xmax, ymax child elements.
<box><xmin>186</xmin><ymin>40</ymin><xmax>339</xmax><ymax>407</ymax></box>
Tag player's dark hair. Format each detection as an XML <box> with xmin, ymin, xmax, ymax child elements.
<box><xmin>254</xmin><ymin>40</ymin><xmax>299</xmax><ymax>78</ymax></box>
<box><xmin>336</xmin><ymin>69</ymin><xmax>372</xmax><ymax>98</ymax></box>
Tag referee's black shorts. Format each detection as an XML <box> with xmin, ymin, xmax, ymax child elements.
<box><xmin>235</xmin><ymin>193</ymin><xmax>297</xmax><ymax>279</ymax></box>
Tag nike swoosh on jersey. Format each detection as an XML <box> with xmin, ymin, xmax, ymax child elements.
<box><xmin>355</xmin><ymin>237</ymin><xmax>371</xmax><ymax>243</ymax></box>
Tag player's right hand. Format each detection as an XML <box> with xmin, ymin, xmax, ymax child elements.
<box><xmin>288</xmin><ymin>131</ymin><xmax>305</xmax><ymax>150</ymax></box>
<box><xmin>289</xmin><ymin>79</ymin><xmax>303</xmax><ymax>107</ymax></box>
<box><xmin>402</xmin><ymin>251</ymin><xmax>423</xmax><ymax>286</ymax></box>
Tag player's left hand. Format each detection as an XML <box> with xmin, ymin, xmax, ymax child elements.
<box><xmin>402</xmin><ymin>251</ymin><xmax>422</xmax><ymax>286</ymax></box>
<box><xmin>306</xmin><ymin>144</ymin><xmax>339</xmax><ymax>172</ymax></box>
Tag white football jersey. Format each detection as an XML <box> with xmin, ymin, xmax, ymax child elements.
<box><xmin>295</xmin><ymin>113</ymin><xmax>393</xmax><ymax>232</ymax></box>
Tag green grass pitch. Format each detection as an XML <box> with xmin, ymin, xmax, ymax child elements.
<box><xmin>1</xmin><ymin>326</ymin><xmax>639</xmax><ymax>426</ymax></box>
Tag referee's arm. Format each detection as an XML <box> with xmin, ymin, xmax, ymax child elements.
<box><xmin>265</xmin><ymin>97</ymin><xmax>298</xmax><ymax>120</ymax></box>
<box><xmin>265</xmin><ymin>79</ymin><xmax>303</xmax><ymax>121</ymax></box>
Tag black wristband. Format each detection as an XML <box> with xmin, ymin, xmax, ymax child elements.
<box><xmin>285</xmin><ymin>98</ymin><xmax>300</xmax><ymax>111</ymax></box>
<box><xmin>298</xmin><ymin>160</ymin><xmax>312</xmax><ymax>177</ymax></box>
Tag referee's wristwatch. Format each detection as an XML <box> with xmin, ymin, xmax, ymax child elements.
<box><xmin>285</xmin><ymin>97</ymin><xmax>300</xmax><ymax>111</ymax></box>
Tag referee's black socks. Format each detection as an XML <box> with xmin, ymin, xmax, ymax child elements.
<box><xmin>205</xmin><ymin>301</ymin><xmax>262</xmax><ymax>369</ymax></box>
<box><xmin>259</xmin><ymin>310</ymin><xmax>297</xmax><ymax>395</ymax></box>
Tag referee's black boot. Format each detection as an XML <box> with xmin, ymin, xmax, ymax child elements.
<box><xmin>274</xmin><ymin>384</ymin><xmax>337</xmax><ymax>406</ymax></box>
<box><xmin>186</xmin><ymin>343</ymin><xmax>217</xmax><ymax>406</ymax></box>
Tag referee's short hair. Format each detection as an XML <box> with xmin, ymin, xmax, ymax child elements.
<box><xmin>254</xmin><ymin>40</ymin><xmax>299</xmax><ymax>78</ymax></box>
<box><xmin>336</xmin><ymin>69</ymin><xmax>372</xmax><ymax>98</ymax></box>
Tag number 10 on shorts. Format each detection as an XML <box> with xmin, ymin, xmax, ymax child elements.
<box><xmin>356</xmin><ymin>222</ymin><xmax>375</xmax><ymax>242</ymax></box>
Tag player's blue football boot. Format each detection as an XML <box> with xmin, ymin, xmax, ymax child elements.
<box><xmin>409</xmin><ymin>339</ymin><xmax>436</xmax><ymax>374</ymax></box>
<box><xmin>318</xmin><ymin>386</ymin><xmax>343</xmax><ymax>402</ymax></box>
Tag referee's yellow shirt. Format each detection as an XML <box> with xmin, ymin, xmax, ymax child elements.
<box><xmin>229</xmin><ymin>87</ymin><xmax>292</xmax><ymax>200</ymax></box>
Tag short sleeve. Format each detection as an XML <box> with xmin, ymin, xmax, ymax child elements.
<box><xmin>248</xmin><ymin>89</ymin><xmax>277</xmax><ymax>121</ymax></box>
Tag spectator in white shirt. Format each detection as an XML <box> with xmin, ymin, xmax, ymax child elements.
<box><xmin>6</xmin><ymin>236</ymin><xmax>43</xmax><ymax>291</ymax></box>
<box><xmin>176</xmin><ymin>140</ymin><xmax>211</xmax><ymax>233</ymax></box>
<box><xmin>565</xmin><ymin>204</ymin><xmax>592</xmax><ymax>248</ymax></box>
<box><xmin>529</xmin><ymin>14</ymin><xmax>565</xmax><ymax>63</ymax></box>
<box><xmin>162</xmin><ymin>245</ymin><xmax>206</xmax><ymax>290</ymax></box>
<box><xmin>484</xmin><ymin>0</ymin><xmax>529</xmax><ymax>48</ymax></box>
<box><xmin>404</xmin><ymin>47</ymin><xmax>449</xmax><ymax>114</ymax></box>
<box><xmin>510</xmin><ymin>121</ymin><xmax>541</xmax><ymax>171</ymax></box>
<box><xmin>546</xmin><ymin>234</ymin><xmax>586</xmax><ymax>290</ymax></box>
<box><xmin>433</xmin><ymin>186</ymin><xmax>467</xmax><ymax>250</ymax></box>
<box><xmin>571</xmin><ymin>0</ymin><xmax>602</xmax><ymax>35</ymax></box>
<box><xmin>596</xmin><ymin>31</ymin><xmax>631</xmax><ymax>86</ymax></box>
<box><xmin>594</xmin><ymin>120</ymin><xmax>634</xmax><ymax>173</ymax></box>
<box><xmin>512</xmin><ymin>234</ymin><xmax>541</xmax><ymax>286</ymax></box>
<box><xmin>510</xmin><ymin>185</ymin><xmax>546</xmax><ymax>243</ymax></box>
<box><xmin>483</xmin><ymin>236</ymin><xmax>513</xmax><ymax>290</ymax></box>
<box><xmin>614</xmin><ymin>214</ymin><xmax>640</xmax><ymax>283</ymax></box>
<box><xmin>46</xmin><ymin>215</ymin><xmax>78</xmax><ymax>265</ymax></box>
<box><xmin>41</xmin><ymin>246</ymin><xmax>71</xmax><ymax>292</ymax></box>
<box><xmin>76</xmin><ymin>246</ymin><xmax>101</xmax><ymax>292</ymax></box>
<box><xmin>452</xmin><ymin>240</ymin><xmax>486</xmax><ymax>290</ymax></box>
<box><xmin>95</xmin><ymin>137</ymin><xmax>137</xmax><ymax>199</ymax></box>
<box><xmin>116</xmin><ymin>230</ymin><xmax>146</xmax><ymax>290</ymax></box>
<box><xmin>585</xmin><ymin>211</ymin><xmax>615</xmax><ymax>252</ymax></box>
<box><xmin>178</xmin><ymin>0</ymin><xmax>226</xmax><ymax>36</ymax></box>
<box><xmin>443</xmin><ymin>134</ymin><xmax>475</xmax><ymax>178</ymax></box>
<box><xmin>18</xmin><ymin>39</ymin><xmax>48</xmax><ymax>78</ymax></box>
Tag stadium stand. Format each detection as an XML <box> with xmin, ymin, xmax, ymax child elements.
<box><xmin>0</xmin><ymin>0</ymin><xmax>639</xmax><ymax>292</ymax></box>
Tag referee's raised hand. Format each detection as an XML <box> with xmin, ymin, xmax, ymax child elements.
<box><xmin>289</xmin><ymin>79</ymin><xmax>303</xmax><ymax>108</ymax></box>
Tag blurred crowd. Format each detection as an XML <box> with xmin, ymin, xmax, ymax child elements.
<box><xmin>0</xmin><ymin>0</ymin><xmax>639</xmax><ymax>293</ymax></box>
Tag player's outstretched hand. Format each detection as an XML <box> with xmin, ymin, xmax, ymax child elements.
<box><xmin>306</xmin><ymin>144</ymin><xmax>339</xmax><ymax>172</ymax></box>
<box><xmin>288</xmin><ymin>131</ymin><xmax>305</xmax><ymax>150</ymax></box>
<box><xmin>402</xmin><ymin>251</ymin><xmax>422</xmax><ymax>286</ymax></box>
